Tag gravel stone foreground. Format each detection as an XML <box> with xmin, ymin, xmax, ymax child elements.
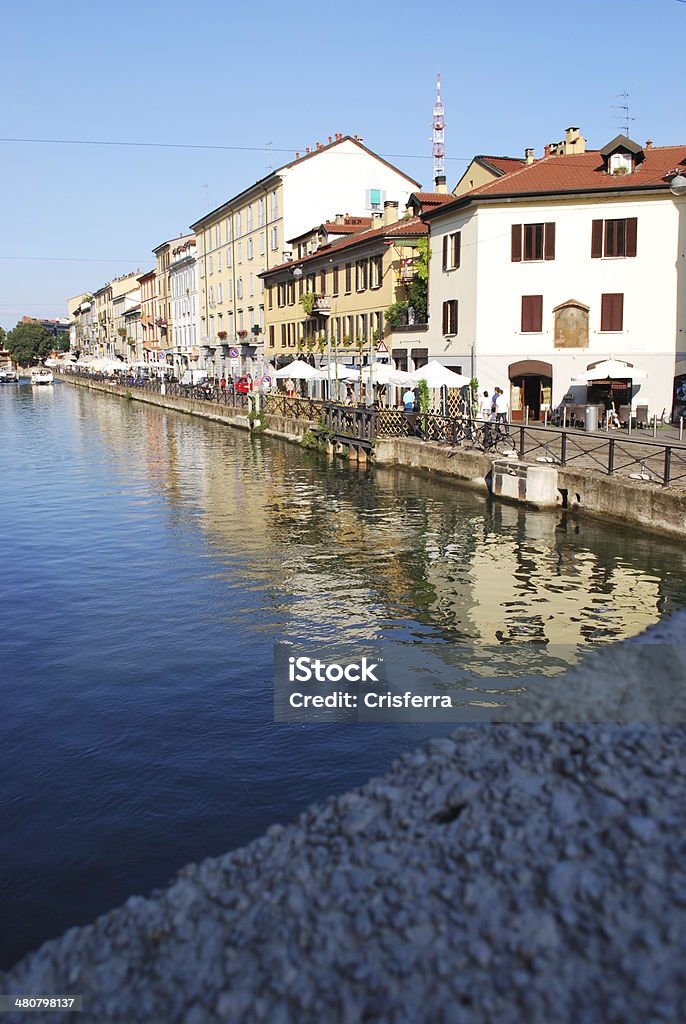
<box><xmin>3</xmin><ymin>622</ymin><xmax>686</xmax><ymax>1024</ymax></box>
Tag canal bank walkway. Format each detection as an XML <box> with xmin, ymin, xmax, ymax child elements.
<box><xmin>60</xmin><ymin>373</ymin><xmax>686</xmax><ymax>539</ymax></box>
<box><xmin>2</xmin><ymin>614</ymin><xmax>685</xmax><ymax>1024</ymax></box>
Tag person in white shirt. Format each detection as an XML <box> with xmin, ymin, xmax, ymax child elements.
<box><xmin>478</xmin><ymin>390</ymin><xmax>492</xmax><ymax>421</ymax></box>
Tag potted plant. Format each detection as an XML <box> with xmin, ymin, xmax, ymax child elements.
<box><xmin>301</xmin><ymin>292</ymin><xmax>316</xmax><ymax>316</ymax></box>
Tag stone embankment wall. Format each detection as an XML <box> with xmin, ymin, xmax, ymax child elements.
<box><xmin>62</xmin><ymin>377</ymin><xmax>686</xmax><ymax>538</ymax></box>
<box><xmin>376</xmin><ymin>437</ymin><xmax>686</xmax><ymax>539</ymax></box>
<box><xmin>63</xmin><ymin>376</ymin><xmax>314</xmax><ymax>443</ymax></box>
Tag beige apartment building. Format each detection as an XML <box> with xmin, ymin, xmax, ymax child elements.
<box><xmin>189</xmin><ymin>134</ymin><xmax>420</xmax><ymax>379</ymax></box>
<box><xmin>261</xmin><ymin>201</ymin><xmax>435</xmax><ymax>374</ymax></box>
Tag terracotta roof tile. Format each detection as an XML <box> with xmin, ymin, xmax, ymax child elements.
<box><xmin>323</xmin><ymin>217</ymin><xmax>372</xmax><ymax>234</ymax></box>
<box><xmin>476</xmin><ymin>155</ymin><xmax>526</xmax><ymax>175</ymax></box>
<box><xmin>262</xmin><ymin>216</ymin><xmax>427</xmax><ymax>277</ymax></box>
<box><xmin>413</xmin><ymin>192</ymin><xmax>454</xmax><ymax>205</ymax></box>
<box><xmin>471</xmin><ymin>145</ymin><xmax>686</xmax><ymax>198</ymax></box>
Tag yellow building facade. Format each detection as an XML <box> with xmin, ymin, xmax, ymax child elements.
<box><xmin>261</xmin><ymin>205</ymin><xmax>428</xmax><ymax>369</ymax></box>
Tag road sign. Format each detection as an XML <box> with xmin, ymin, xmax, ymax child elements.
<box><xmin>262</xmin><ymin>375</ymin><xmax>272</xmax><ymax>385</ymax></box>
<box><xmin>229</xmin><ymin>347</ymin><xmax>240</xmax><ymax>358</ymax></box>
<box><xmin>376</xmin><ymin>340</ymin><xmax>389</xmax><ymax>354</ymax></box>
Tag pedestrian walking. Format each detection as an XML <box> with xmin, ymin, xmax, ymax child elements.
<box><xmin>495</xmin><ymin>387</ymin><xmax>509</xmax><ymax>434</ymax></box>
<box><xmin>479</xmin><ymin>390</ymin><xmax>491</xmax><ymax>422</ymax></box>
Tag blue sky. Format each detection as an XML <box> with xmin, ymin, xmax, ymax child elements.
<box><xmin>1</xmin><ymin>0</ymin><xmax>684</xmax><ymax>330</ymax></box>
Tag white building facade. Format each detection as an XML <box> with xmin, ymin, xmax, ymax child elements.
<box><xmin>424</xmin><ymin>134</ymin><xmax>686</xmax><ymax>421</ymax></box>
<box><xmin>169</xmin><ymin>238</ymin><xmax>198</xmax><ymax>377</ymax></box>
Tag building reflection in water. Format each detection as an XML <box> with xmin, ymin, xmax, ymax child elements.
<box><xmin>75</xmin><ymin>388</ymin><xmax>684</xmax><ymax>668</ymax></box>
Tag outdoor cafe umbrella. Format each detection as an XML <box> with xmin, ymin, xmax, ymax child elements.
<box><xmin>408</xmin><ymin>360</ymin><xmax>471</xmax><ymax>388</ymax></box>
<box><xmin>572</xmin><ymin>359</ymin><xmax>647</xmax><ymax>383</ymax></box>
<box><xmin>319</xmin><ymin>361</ymin><xmax>357</xmax><ymax>381</ymax></box>
<box><xmin>273</xmin><ymin>360</ymin><xmax>321</xmax><ymax>380</ymax></box>
<box><xmin>344</xmin><ymin>363</ymin><xmax>411</xmax><ymax>385</ymax></box>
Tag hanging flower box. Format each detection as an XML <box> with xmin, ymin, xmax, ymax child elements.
<box><xmin>217</xmin><ymin>331</ymin><xmax>228</xmax><ymax>339</ymax></box>
<box><xmin>236</xmin><ymin>329</ymin><xmax>248</xmax><ymax>339</ymax></box>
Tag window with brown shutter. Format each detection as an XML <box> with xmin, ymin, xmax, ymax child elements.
<box><xmin>442</xmin><ymin>299</ymin><xmax>458</xmax><ymax>335</ymax></box>
<box><xmin>521</xmin><ymin>295</ymin><xmax>543</xmax><ymax>333</ymax></box>
<box><xmin>320</xmin><ymin>270</ymin><xmax>326</xmax><ymax>293</ymax></box>
<box><xmin>511</xmin><ymin>224</ymin><xmax>522</xmax><ymax>262</ymax></box>
<box><xmin>451</xmin><ymin>232</ymin><xmax>461</xmax><ymax>269</ymax></box>
<box><xmin>601</xmin><ymin>293</ymin><xmax>624</xmax><ymax>331</ymax></box>
<box><xmin>332</xmin><ymin>266</ymin><xmax>339</xmax><ymax>296</ymax></box>
<box><xmin>591</xmin><ymin>220</ymin><xmax>603</xmax><ymax>258</ymax></box>
<box><xmin>269</xmin><ymin>325</ymin><xmax>274</xmax><ymax>347</ymax></box>
<box><xmin>512</xmin><ymin>223</ymin><xmax>554</xmax><ymax>261</ymax></box>
<box><xmin>593</xmin><ymin>219</ymin><xmax>637</xmax><ymax>258</ymax></box>
<box><xmin>443</xmin><ymin>232</ymin><xmax>461</xmax><ymax>270</ymax></box>
<box><xmin>345</xmin><ymin>263</ymin><xmax>352</xmax><ymax>293</ymax></box>
<box><xmin>544</xmin><ymin>223</ymin><xmax>555</xmax><ymax>261</ymax></box>
<box><xmin>524</xmin><ymin>224</ymin><xmax>544</xmax><ymax>260</ymax></box>
<box><xmin>268</xmin><ymin>285</ymin><xmax>273</xmax><ymax>310</ymax></box>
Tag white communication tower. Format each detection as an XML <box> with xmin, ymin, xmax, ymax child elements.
<box><xmin>433</xmin><ymin>73</ymin><xmax>445</xmax><ymax>185</ymax></box>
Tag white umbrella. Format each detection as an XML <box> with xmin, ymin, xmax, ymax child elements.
<box><xmin>274</xmin><ymin>360</ymin><xmax>321</xmax><ymax>380</ymax></box>
<box><xmin>408</xmin><ymin>360</ymin><xmax>471</xmax><ymax>388</ymax></box>
<box><xmin>319</xmin><ymin>361</ymin><xmax>357</xmax><ymax>380</ymax></box>
<box><xmin>572</xmin><ymin>359</ymin><xmax>647</xmax><ymax>383</ymax></box>
<box><xmin>347</xmin><ymin>363</ymin><xmax>412</xmax><ymax>386</ymax></box>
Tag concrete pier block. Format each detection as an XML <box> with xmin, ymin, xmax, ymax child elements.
<box><xmin>492</xmin><ymin>459</ymin><xmax>559</xmax><ymax>508</ymax></box>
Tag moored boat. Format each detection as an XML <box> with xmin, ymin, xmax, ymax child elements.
<box><xmin>30</xmin><ymin>368</ymin><xmax>54</xmax><ymax>385</ymax></box>
<box><xmin>0</xmin><ymin>366</ymin><xmax>19</xmax><ymax>383</ymax></box>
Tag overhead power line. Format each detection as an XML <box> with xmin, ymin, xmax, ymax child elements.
<box><xmin>0</xmin><ymin>255</ymin><xmax>148</xmax><ymax>264</ymax></box>
<box><xmin>0</xmin><ymin>136</ymin><xmax>470</xmax><ymax>163</ymax></box>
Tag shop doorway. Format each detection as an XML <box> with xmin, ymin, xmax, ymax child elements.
<box><xmin>508</xmin><ymin>360</ymin><xmax>553</xmax><ymax>422</ymax></box>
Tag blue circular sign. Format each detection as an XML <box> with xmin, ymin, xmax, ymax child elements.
<box><xmin>229</xmin><ymin>347</ymin><xmax>240</xmax><ymax>359</ymax></box>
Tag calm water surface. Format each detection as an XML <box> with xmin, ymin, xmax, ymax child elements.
<box><xmin>1</xmin><ymin>382</ymin><xmax>685</xmax><ymax>966</ymax></box>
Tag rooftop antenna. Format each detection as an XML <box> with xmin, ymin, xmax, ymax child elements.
<box><xmin>612</xmin><ymin>91</ymin><xmax>636</xmax><ymax>137</ymax></box>
<box><xmin>432</xmin><ymin>72</ymin><xmax>445</xmax><ymax>189</ymax></box>
<box><xmin>266</xmin><ymin>140</ymin><xmax>273</xmax><ymax>173</ymax></box>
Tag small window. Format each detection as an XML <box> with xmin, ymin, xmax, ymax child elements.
<box><xmin>442</xmin><ymin>232</ymin><xmax>461</xmax><ymax>271</ymax></box>
<box><xmin>442</xmin><ymin>299</ymin><xmax>458</xmax><ymax>335</ymax></box>
<box><xmin>601</xmin><ymin>293</ymin><xmax>624</xmax><ymax>332</ymax></box>
<box><xmin>512</xmin><ymin>223</ymin><xmax>555</xmax><ymax>262</ymax></box>
<box><xmin>521</xmin><ymin>295</ymin><xmax>543</xmax><ymax>333</ymax></box>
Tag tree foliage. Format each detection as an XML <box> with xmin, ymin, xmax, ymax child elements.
<box><xmin>5</xmin><ymin>321</ymin><xmax>54</xmax><ymax>366</ymax></box>
<box><xmin>0</xmin><ymin>326</ymin><xmax>6</xmax><ymax>350</ymax></box>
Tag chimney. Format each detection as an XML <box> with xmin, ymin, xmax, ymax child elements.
<box><xmin>295</xmin><ymin>151</ymin><xmax>300</xmax><ymax>160</ymax></box>
<box><xmin>371</xmin><ymin>212</ymin><xmax>383</xmax><ymax>228</ymax></box>
<box><xmin>383</xmin><ymin>200</ymin><xmax>399</xmax><ymax>227</ymax></box>
<box><xmin>544</xmin><ymin>144</ymin><xmax>552</xmax><ymax>158</ymax></box>
<box><xmin>305</xmin><ymin>147</ymin><xmax>311</xmax><ymax>154</ymax></box>
<box><xmin>525</xmin><ymin>148</ymin><xmax>535</xmax><ymax>165</ymax></box>
<box><xmin>328</xmin><ymin>136</ymin><xmax>332</xmax><ymax>144</ymax></box>
<box><xmin>646</xmin><ymin>139</ymin><xmax>653</xmax><ymax>149</ymax></box>
<box><xmin>564</xmin><ymin>127</ymin><xmax>586</xmax><ymax>154</ymax></box>
<box><xmin>434</xmin><ymin>174</ymin><xmax>447</xmax><ymax>194</ymax></box>
<box><xmin>335</xmin><ymin>213</ymin><xmax>344</xmax><ymax>225</ymax></box>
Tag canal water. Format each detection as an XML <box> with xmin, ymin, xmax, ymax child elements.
<box><xmin>2</xmin><ymin>381</ymin><xmax>685</xmax><ymax>967</ymax></box>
